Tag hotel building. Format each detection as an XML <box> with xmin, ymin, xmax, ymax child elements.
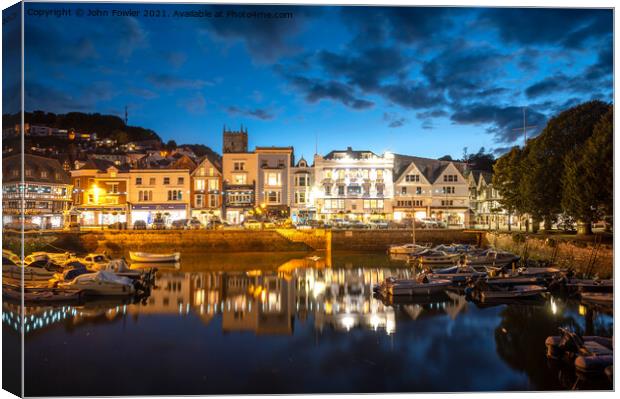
<box><xmin>312</xmin><ymin>148</ymin><xmax>395</xmax><ymax>221</ymax></box>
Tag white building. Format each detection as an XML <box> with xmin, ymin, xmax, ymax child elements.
<box><xmin>312</xmin><ymin>147</ymin><xmax>394</xmax><ymax>222</ymax></box>
<box><xmin>392</xmin><ymin>155</ymin><xmax>470</xmax><ymax>227</ymax></box>
<box><xmin>289</xmin><ymin>157</ymin><xmax>315</xmax><ymax>223</ymax></box>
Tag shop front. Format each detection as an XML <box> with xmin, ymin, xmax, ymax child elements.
<box><xmin>130</xmin><ymin>204</ymin><xmax>189</xmax><ymax>226</ymax></box>
<box><xmin>190</xmin><ymin>209</ymin><xmax>222</xmax><ymax>225</ymax></box>
<box><xmin>74</xmin><ymin>206</ymin><xmax>128</xmax><ymax>227</ymax></box>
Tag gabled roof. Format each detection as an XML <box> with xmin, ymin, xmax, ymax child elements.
<box><xmin>324</xmin><ymin>146</ymin><xmax>377</xmax><ymax>160</ymax></box>
<box><xmin>170</xmin><ymin>154</ymin><xmax>197</xmax><ymax>171</ymax></box>
<box><xmin>393</xmin><ymin>154</ymin><xmax>467</xmax><ymax>183</ymax></box>
<box><xmin>3</xmin><ymin>154</ymin><xmax>71</xmax><ymax>184</ymax></box>
<box><xmin>79</xmin><ymin>156</ymin><xmax>130</xmax><ymax>172</ymax></box>
<box><xmin>193</xmin><ymin>153</ymin><xmax>222</xmax><ymax>175</ymax></box>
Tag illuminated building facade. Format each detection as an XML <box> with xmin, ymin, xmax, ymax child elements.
<box><xmin>2</xmin><ymin>154</ymin><xmax>72</xmax><ymax>229</ymax></box>
<box><xmin>312</xmin><ymin>147</ymin><xmax>395</xmax><ymax>221</ymax></box>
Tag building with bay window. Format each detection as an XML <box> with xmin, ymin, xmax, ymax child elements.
<box><xmin>392</xmin><ymin>155</ymin><xmax>470</xmax><ymax>227</ymax></box>
<box><xmin>256</xmin><ymin>146</ymin><xmax>294</xmax><ymax>218</ymax></box>
<box><xmin>2</xmin><ymin>154</ymin><xmax>72</xmax><ymax>229</ymax></box>
<box><xmin>191</xmin><ymin>154</ymin><xmax>223</xmax><ymax>224</ymax></box>
<box><xmin>312</xmin><ymin>147</ymin><xmax>394</xmax><ymax>222</ymax></box>
<box><xmin>70</xmin><ymin>158</ymin><xmax>129</xmax><ymax>227</ymax></box>
<box><xmin>290</xmin><ymin>157</ymin><xmax>315</xmax><ymax>223</ymax></box>
<box><xmin>127</xmin><ymin>167</ymin><xmax>191</xmax><ymax>226</ymax></box>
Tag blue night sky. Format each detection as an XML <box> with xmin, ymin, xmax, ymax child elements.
<box><xmin>6</xmin><ymin>2</ymin><xmax>614</xmax><ymax>159</ymax></box>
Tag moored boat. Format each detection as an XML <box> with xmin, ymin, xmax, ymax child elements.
<box><xmin>388</xmin><ymin>243</ymin><xmax>429</xmax><ymax>255</ymax></box>
<box><xmin>80</xmin><ymin>253</ymin><xmax>113</xmax><ymax>270</ymax></box>
<box><xmin>374</xmin><ymin>276</ymin><xmax>451</xmax><ymax>296</ymax></box>
<box><xmin>426</xmin><ymin>265</ymin><xmax>487</xmax><ymax>285</ymax></box>
<box><xmin>478</xmin><ymin>284</ymin><xmax>546</xmax><ymax>301</ymax></box>
<box><xmin>57</xmin><ymin>271</ymin><xmax>136</xmax><ymax>296</ymax></box>
<box><xmin>546</xmin><ymin>328</ymin><xmax>613</xmax><ymax>375</ymax></box>
<box><xmin>129</xmin><ymin>251</ymin><xmax>180</xmax><ymax>263</ymax></box>
<box><xmin>580</xmin><ymin>292</ymin><xmax>613</xmax><ymax>307</ymax></box>
<box><xmin>417</xmin><ymin>251</ymin><xmax>460</xmax><ymax>266</ymax></box>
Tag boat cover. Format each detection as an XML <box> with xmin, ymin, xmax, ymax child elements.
<box><xmin>73</xmin><ymin>271</ymin><xmax>133</xmax><ymax>286</ymax></box>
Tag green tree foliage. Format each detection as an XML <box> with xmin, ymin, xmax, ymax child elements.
<box><xmin>561</xmin><ymin>107</ymin><xmax>613</xmax><ymax>227</ymax></box>
<box><xmin>520</xmin><ymin>100</ymin><xmax>611</xmax><ymax>230</ymax></box>
<box><xmin>493</xmin><ymin>100</ymin><xmax>612</xmax><ymax>235</ymax></box>
<box><xmin>492</xmin><ymin>146</ymin><xmax>524</xmax><ymax>230</ymax></box>
<box><xmin>465</xmin><ymin>146</ymin><xmax>495</xmax><ymax>172</ymax></box>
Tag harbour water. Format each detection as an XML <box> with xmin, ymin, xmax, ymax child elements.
<box><xmin>3</xmin><ymin>252</ymin><xmax>613</xmax><ymax>395</ymax></box>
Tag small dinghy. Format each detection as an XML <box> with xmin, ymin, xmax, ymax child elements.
<box><xmin>374</xmin><ymin>275</ymin><xmax>451</xmax><ymax>296</ymax></box>
<box><xmin>486</xmin><ymin>275</ymin><xmax>543</xmax><ymax>287</ymax></box>
<box><xmin>129</xmin><ymin>251</ymin><xmax>180</xmax><ymax>263</ymax></box>
<box><xmin>546</xmin><ymin>328</ymin><xmax>613</xmax><ymax>375</ymax></box>
<box><xmin>464</xmin><ymin>250</ymin><xmax>520</xmax><ymax>268</ymax></box>
<box><xmin>468</xmin><ymin>279</ymin><xmax>547</xmax><ymax>302</ymax></box>
<box><xmin>388</xmin><ymin>243</ymin><xmax>429</xmax><ymax>255</ymax></box>
<box><xmin>57</xmin><ymin>271</ymin><xmax>136</xmax><ymax>296</ymax></box>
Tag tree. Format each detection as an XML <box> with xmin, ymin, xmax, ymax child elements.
<box><xmin>493</xmin><ymin>146</ymin><xmax>524</xmax><ymax>231</ymax></box>
<box><xmin>466</xmin><ymin>147</ymin><xmax>495</xmax><ymax>172</ymax></box>
<box><xmin>438</xmin><ymin>155</ymin><xmax>453</xmax><ymax>161</ymax></box>
<box><xmin>520</xmin><ymin>101</ymin><xmax>611</xmax><ymax>231</ymax></box>
<box><xmin>561</xmin><ymin>108</ymin><xmax>613</xmax><ymax>234</ymax></box>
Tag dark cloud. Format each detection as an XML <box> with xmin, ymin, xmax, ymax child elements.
<box><xmin>479</xmin><ymin>8</ymin><xmax>612</xmax><ymax>49</ymax></box>
<box><xmin>318</xmin><ymin>47</ymin><xmax>409</xmax><ymax>91</ymax></box>
<box><xmin>147</xmin><ymin>74</ymin><xmax>214</xmax><ymax>90</ymax></box>
<box><xmin>340</xmin><ymin>7</ymin><xmax>460</xmax><ymax>48</ymax></box>
<box><xmin>287</xmin><ymin>75</ymin><xmax>374</xmax><ymax>110</ymax></box>
<box><xmin>204</xmin><ymin>5</ymin><xmax>322</xmax><ymax>63</ymax></box>
<box><xmin>382</xmin><ymin>112</ymin><xmax>406</xmax><ymax>128</ymax></box>
<box><xmin>116</xmin><ymin>17</ymin><xmax>148</xmax><ymax>59</ymax></box>
<box><xmin>450</xmin><ymin>104</ymin><xmax>546</xmax><ymax>143</ymax></box>
<box><xmin>378</xmin><ymin>82</ymin><xmax>443</xmax><ymax>110</ymax></box>
<box><xmin>25</xmin><ymin>81</ymin><xmax>116</xmax><ymax>113</ymax></box>
<box><xmin>422</xmin><ymin>42</ymin><xmax>512</xmax><ymax>102</ymax></box>
<box><xmin>226</xmin><ymin>106</ymin><xmax>275</xmax><ymax>120</ymax></box>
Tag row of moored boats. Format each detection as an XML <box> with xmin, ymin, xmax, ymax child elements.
<box><xmin>2</xmin><ymin>249</ymin><xmax>180</xmax><ymax>302</ymax></box>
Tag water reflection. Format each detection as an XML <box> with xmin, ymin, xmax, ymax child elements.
<box><xmin>4</xmin><ymin>252</ymin><xmax>613</xmax><ymax>394</ymax></box>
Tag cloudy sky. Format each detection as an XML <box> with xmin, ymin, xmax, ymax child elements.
<box><xmin>5</xmin><ymin>2</ymin><xmax>613</xmax><ymax>159</ymax></box>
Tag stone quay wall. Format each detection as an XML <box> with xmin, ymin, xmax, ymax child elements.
<box><xmin>485</xmin><ymin>232</ymin><xmax>613</xmax><ymax>278</ymax></box>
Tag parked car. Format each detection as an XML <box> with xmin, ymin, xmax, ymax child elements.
<box><xmin>243</xmin><ymin>219</ymin><xmax>262</xmax><ymax>230</ymax></box>
<box><xmin>263</xmin><ymin>220</ymin><xmax>277</xmax><ymax>229</ymax></box>
<box><xmin>348</xmin><ymin>220</ymin><xmax>368</xmax><ymax>229</ymax></box>
<box><xmin>188</xmin><ymin>218</ymin><xmax>203</xmax><ymax>230</ymax></box>
<box><xmin>133</xmin><ymin>220</ymin><xmax>147</xmax><ymax>230</ymax></box>
<box><xmin>107</xmin><ymin>222</ymin><xmax>127</xmax><ymax>230</ymax></box>
<box><xmin>420</xmin><ymin>218</ymin><xmax>439</xmax><ymax>228</ymax></box>
<box><xmin>368</xmin><ymin>220</ymin><xmax>389</xmax><ymax>229</ymax></box>
<box><xmin>171</xmin><ymin>219</ymin><xmax>190</xmax><ymax>229</ymax></box>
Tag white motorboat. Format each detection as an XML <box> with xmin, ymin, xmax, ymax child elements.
<box><xmin>427</xmin><ymin>265</ymin><xmax>487</xmax><ymax>284</ymax></box>
<box><xmin>98</xmin><ymin>259</ymin><xmax>145</xmax><ymax>279</ymax></box>
<box><xmin>23</xmin><ymin>251</ymin><xmax>75</xmax><ymax>266</ymax></box>
<box><xmin>375</xmin><ymin>276</ymin><xmax>452</xmax><ymax>296</ymax></box>
<box><xmin>129</xmin><ymin>251</ymin><xmax>180</xmax><ymax>263</ymax></box>
<box><xmin>57</xmin><ymin>271</ymin><xmax>135</xmax><ymax>296</ymax></box>
<box><xmin>80</xmin><ymin>253</ymin><xmax>113</xmax><ymax>270</ymax></box>
<box><xmin>388</xmin><ymin>243</ymin><xmax>429</xmax><ymax>255</ymax></box>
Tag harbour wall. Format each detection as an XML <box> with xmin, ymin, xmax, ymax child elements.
<box><xmin>7</xmin><ymin>229</ymin><xmax>613</xmax><ymax>277</ymax></box>
<box><xmin>485</xmin><ymin>232</ymin><xmax>613</xmax><ymax>278</ymax></box>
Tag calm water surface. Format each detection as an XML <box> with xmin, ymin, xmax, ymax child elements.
<box><xmin>3</xmin><ymin>252</ymin><xmax>613</xmax><ymax>395</ymax></box>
